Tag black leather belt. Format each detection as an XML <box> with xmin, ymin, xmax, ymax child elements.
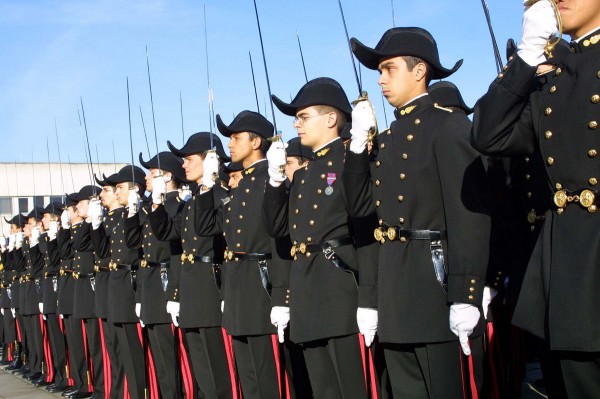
<box><xmin>109</xmin><ymin>261</ymin><xmax>132</xmax><ymax>271</ymax></box>
<box><xmin>93</xmin><ymin>265</ymin><xmax>110</xmax><ymax>273</ymax></box>
<box><xmin>59</xmin><ymin>269</ymin><xmax>74</xmax><ymax>276</ymax></box>
<box><xmin>44</xmin><ymin>272</ymin><xmax>60</xmax><ymax>278</ymax></box>
<box><xmin>374</xmin><ymin>226</ymin><xmax>447</xmax><ymax>243</ymax></box>
<box><xmin>73</xmin><ymin>272</ymin><xmax>95</xmax><ymax>279</ymax></box>
<box><xmin>291</xmin><ymin>237</ymin><xmax>353</xmax><ymax>257</ymax></box>
<box><xmin>140</xmin><ymin>260</ymin><xmax>170</xmax><ymax>268</ymax></box>
<box><xmin>224</xmin><ymin>250</ymin><xmax>271</xmax><ymax>261</ymax></box>
<box><xmin>181</xmin><ymin>253</ymin><xmax>213</xmax><ymax>264</ymax></box>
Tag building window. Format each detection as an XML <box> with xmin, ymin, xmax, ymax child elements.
<box><xmin>0</xmin><ymin>197</ymin><xmax>11</xmax><ymax>214</ymax></box>
<box><xmin>18</xmin><ymin>198</ymin><xmax>28</xmax><ymax>213</ymax></box>
<box><xmin>33</xmin><ymin>196</ymin><xmax>44</xmax><ymax>209</ymax></box>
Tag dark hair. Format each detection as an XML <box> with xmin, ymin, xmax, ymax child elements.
<box><xmin>402</xmin><ymin>56</ymin><xmax>432</xmax><ymax>86</ymax></box>
<box><xmin>316</xmin><ymin>105</ymin><xmax>347</xmax><ymax>134</ymax></box>
<box><xmin>248</xmin><ymin>132</ymin><xmax>271</xmax><ymax>155</ymax></box>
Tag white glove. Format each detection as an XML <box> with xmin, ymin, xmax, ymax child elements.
<box><xmin>266</xmin><ymin>140</ymin><xmax>286</xmax><ymax>187</ymax></box>
<box><xmin>221</xmin><ymin>300</ymin><xmax>224</xmax><ymax>313</ymax></box>
<box><xmin>135</xmin><ymin>303</ymin><xmax>141</xmax><ymax>318</ymax></box>
<box><xmin>151</xmin><ymin>176</ymin><xmax>167</xmax><ymax>205</ymax></box>
<box><xmin>48</xmin><ymin>221</ymin><xmax>59</xmax><ymax>241</ymax></box>
<box><xmin>0</xmin><ymin>308</ymin><xmax>3</xmax><ymax>315</ymax></box>
<box><xmin>179</xmin><ymin>187</ymin><xmax>193</xmax><ymax>202</ymax></box>
<box><xmin>59</xmin><ymin>313</ymin><xmax>64</xmax><ymax>319</ymax></box>
<box><xmin>517</xmin><ymin>0</ymin><xmax>558</xmax><ymax>66</ymax></box>
<box><xmin>349</xmin><ymin>101</ymin><xmax>375</xmax><ymax>154</ymax></box>
<box><xmin>0</xmin><ymin>236</ymin><xmax>6</xmax><ymax>252</ymax></box>
<box><xmin>61</xmin><ymin>209</ymin><xmax>71</xmax><ymax>229</ymax></box>
<box><xmin>15</xmin><ymin>232</ymin><xmax>24</xmax><ymax>249</ymax></box>
<box><xmin>30</xmin><ymin>227</ymin><xmax>41</xmax><ymax>247</ymax></box>
<box><xmin>482</xmin><ymin>286</ymin><xmax>499</xmax><ymax>320</ymax></box>
<box><xmin>127</xmin><ymin>190</ymin><xmax>141</xmax><ymax>217</ymax></box>
<box><xmin>166</xmin><ymin>301</ymin><xmax>180</xmax><ymax>327</ymax></box>
<box><xmin>88</xmin><ymin>198</ymin><xmax>104</xmax><ymax>229</ymax></box>
<box><xmin>8</xmin><ymin>234</ymin><xmax>15</xmax><ymax>251</ymax></box>
<box><xmin>10</xmin><ymin>308</ymin><xmax>16</xmax><ymax>318</ymax></box>
<box><xmin>39</xmin><ymin>302</ymin><xmax>44</xmax><ymax>314</ymax></box>
<box><xmin>270</xmin><ymin>306</ymin><xmax>290</xmax><ymax>343</ymax></box>
<box><xmin>450</xmin><ymin>303</ymin><xmax>481</xmax><ymax>356</ymax></box>
<box><xmin>357</xmin><ymin>307</ymin><xmax>378</xmax><ymax>347</ymax></box>
<box><xmin>201</xmin><ymin>152</ymin><xmax>219</xmax><ymax>189</ymax></box>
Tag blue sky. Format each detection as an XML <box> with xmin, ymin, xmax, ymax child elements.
<box><xmin>0</xmin><ymin>0</ymin><xmax>523</xmax><ymax>164</ymax></box>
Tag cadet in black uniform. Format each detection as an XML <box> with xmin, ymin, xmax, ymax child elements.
<box><xmin>90</xmin><ymin>167</ymin><xmax>146</xmax><ymax>399</ymax></box>
<box><xmin>345</xmin><ymin>27</ymin><xmax>491</xmax><ymax>397</ymax></box>
<box><xmin>195</xmin><ymin>113</ymin><xmax>289</xmax><ymax>399</ymax></box>
<box><xmin>471</xmin><ymin>1</ymin><xmax>600</xmax><ymax>396</ymax></box>
<box><xmin>150</xmin><ymin>133</ymin><xmax>235</xmax><ymax>399</ymax></box>
<box><xmin>283</xmin><ymin>137</ymin><xmax>311</xmax><ymax>183</ymax></box>
<box><xmin>125</xmin><ymin>151</ymin><xmax>187</xmax><ymax>399</ymax></box>
<box><xmin>264</xmin><ymin>77</ymin><xmax>377</xmax><ymax>399</ymax></box>
<box><xmin>38</xmin><ymin>202</ymin><xmax>68</xmax><ymax>389</ymax></box>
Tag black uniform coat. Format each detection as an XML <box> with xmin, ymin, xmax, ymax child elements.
<box><xmin>10</xmin><ymin>247</ymin><xmax>24</xmax><ymax>310</ymax></box>
<box><xmin>264</xmin><ymin>137</ymin><xmax>375</xmax><ymax>343</ymax></box>
<box><xmin>195</xmin><ymin>160</ymin><xmax>283</xmax><ymax>336</ymax></box>
<box><xmin>71</xmin><ymin>221</ymin><xmax>97</xmax><ymax>319</ymax></box>
<box><xmin>91</xmin><ymin>208</ymin><xmax>142</xmax><ymax>324</ymax></box>
<box><xmin>471</xmin><ymin>31</ymin><xmax>600</xmax><ymax>352</ymax></box>
<box><xmin>149</xmin><ymin>190</ymin><xmax>225</xmax><ymax>328</ymax></box>
<box><xmin>56</xmin><ymin>228</ymin><xmax>75</xmax><ymax>316</ymax></box>
<box><xmin>124</xmin><ymin>198</ymin><xmax>175</xmax><ymax>325</ymax></box>
<box><xmin>344</xmin><ymin>94</ymin><xmax>490</xmax><ymax>344</ymax></box>
<box><xmin>21</xmin><ymin>239</ymin><xmax>43</xmax><ymax>316</ymax></box>
<box><xmin>39</xmin><ymin>232</ymin><xmax>61</xmax><ymax>314</ymax></box>
<box><xmin>0</xmin><ymin>250</ymin><xmax>15</xmax><ymax>310</ymax></box>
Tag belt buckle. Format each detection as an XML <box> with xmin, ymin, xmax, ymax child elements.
<box><xmin>180</xmin><ymin>253</ymin><xmax>187</xmax><ymax>263</ymax></box>
<box><xmin>299</xmin><ymin>243</ymin><xmax>307</xmax><ymax>254</ymax></box>
<box><xmin>187</xmin><ymin>254</ymin><xmax>194</xmax><ymax>263</ymax></box>
<box><xmin>225</xmin><ymin>250</ymin><xmax>233</xmax><ymax>261</ymax></box>
<box><xmin>60</xmin><ymin>269</ymin><xmax>65</xmax><ymax>276</ymax></box>
<box><xmin>580</xmin><ymin>189</ymin><xmax>596</xmax><ymax>212</ymax></box>
<box><xmin>374</xmin><ymin>227</ymin><xmax>388</xmax><ymax>243</ymax></box>
<box><xmin>290</xmin><ymin>245</ymin><xmax>297</xmax><ymax>257</ymax></box>
<box><xmin>140</xmin><ymin>259</ymin><xmax>148</xmax><ymax>268</ymax></box>
<box><xmin>73</xmin><ymin>272</ymin><xmax>80</xmax><ymax>279</ymax></box>
<box><xmin>387</xmin><ymin>227</ymin><xmax>397</xmax><ymax>241</ymax></box>
<box><xmin>109</xmin><ymin>261</ymin><xmax>117</xmax><ymax>271</ymax></box>
<box><xmin>94</xmin><ymin>265</ymin><xmax>100</xmax><ymax>273</ymax></box>
<box><xmin>553</xmin><ymin>189</ymin><xmax>567</xmax><ymax>208</ymax></box>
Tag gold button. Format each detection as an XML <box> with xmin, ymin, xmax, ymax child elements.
<box><xmin>380</xmin><ymin>143</ymin><xmax>385</xmax><ymax>149</ymax></box>
<box><xmin>236</xmin><ymin>243</ymin><xmax>241</xmax><ymax>248</ymax></box>
<box><xmin>397</xmin><ymin>195</ymin><xmax>404</xmax><ymax>202</ymax></box>
<box><xmin>407</xmin><ymin>135</ymin><xmax>414</xmax><ymax>141</ymax></box>
<box><xmin>497</xmin><ymin>73</ymin><xmax>504</xmax><ymax>79</ymax></box>
<box><xmin>414</xmin><ymin>119</ymin><xmax>420</xmax><ymax>125</ymax></box>
<box><xmin>295</xmin><ymin>209</ymin><xmax>299</xmax><ymax>214</ymax></box>
<box><xmin>589</xmin><ymin>149</ymin><xmax>598</xmax><ymax>157</ymax></box>
<box><xmin>398</xmin><ymin>218</ymin><xmax>404</xmax><ymax>224</ymax></box>
<box><xmin>400</xmin><ymin>173</ymin><xmax>406</xmax><ymax>180</ymax></box>
<box><xmin>317</xmin><ymin>189</ymin><xmax>322</xmax><ymax>194</ymax></box>
<box><xmin>470</xmin><ymin>279</ymin><xmax>476</xmax><ymax>284</ymax></box>
<box><xmin>503</xmin><ymin>65</ymin><xmax>508</xmax><ymax>71</ymax></box>
<box><xmin>525</xmin><ymin>157</ymin><xmax>530</xmax><ymax>162</ymax></box>
<box><xmin>469</xmin><ymin>287</ymin><xmax>475</xmax><ymax>292</ymax></box>
<box><xmin>545</xmin><ymin>107</ymin><xmax>552</xmax><ymax>116</ymax></box>
<box><xmin>239</xmin><ymin>215</ymin><xmax>243</xmax><ymax>219</ymax></box>
<box><xmin>527</xmin><ymin>192</ymin><xmax>532</xmax><ymax>198</ymax></box>
<box><xmin>597</xmin><ymin>70</ymin><xmax>600</xmax><ymax>78</ymax></box>
<box><xmin>379</xmin><ymin>219</ymin><xmax>384</xmax><ymax>225</ymax></box>
<box><xmin>549</xmin><ymin>86</ymin><xmax>557</xmax><ymax>94</ymax></box>
<box><xmin>320</xmin><ymin>174</ymin><xmax>326</xmax><ymax>179</ymax></box>
<box><xmin>589</xmin><ymin>178</ymin><xmax>598</xmax><ymax>186</ymax></box>
<box><xmin>225</xmin><ymin>219</ymin><xmax>229</xmax><ymax>223</ymax></box>
<box><xmin>468</xmin><ymin>295</ymin><xmax>474</xmax><ymax>301</ymax></box>
<box><xmin>327</xmin><ymin>161</ymin><xmax>333</xmax><ymax>166</ymax></box>
<box><xmin>402</xmin><ymin>153</ymin><xmax>408</xmax><ymax>160</ymax></box>
<box><xmin>556</xmin><ymin>183</ymin><xmax>562</xmax><ymax>190</ymax></box>
<box><xmin>237</xmin><ymin>229</ymin><xmax>241</xmax><ymax>234</ymax></box>
<box><xmin>376</xmin><ymin>161</ymin><xmax>381</xmax><ymax>167</ymax></box>
<box><xmin>590</xmin><ymin>121</ymin><xmax>598</xmax><ymax>129</ymax></box>
<box><xmin>313</xmin><ymin>204</ymin><xmax>318</xmax><ymax>209</ymax></box>
<box><xmin>592</xmin><ymin>95</ymin><xmax>600</xmax><ymax>104</ymax></box>
<box><xmin>242</xmin><ymin>202</ymin><xmax>246</xmax><ymax>206</ymax></box>
<box><xmin>298</xmin><ymin>194</ymin><xmax>302</xmax><ymax>199</ymax></box>
<box><xmin>309</xmin><ymin>220</ymin><xmax>315</xmax><ymax>225</ymax></box>
<box><xmin>400</xmin><ymin>237</ymin><xmax>407</xmax><ymax>243</ymax></box>
<box><xmin>301</xmin><ymin>180</ymin><xmax>305</xmax><ymax>184</ymax></box>
<box><xmin>245</xmin><ymin>188</ymin><xmax>250</xmax><ymax>193</ymax></box>
<box><xmin>292</xmin><ymin>224</ymin><xmax>297</xmax><ymax>229</ymax></box>
<box><xmin>545</xmin><ymin>131</ymin><xmax>552</xmax><ymax>139</ymax></box>
<box><xmin>556</xmin><ymin>68</ymin><xmax>562</xmax><ymax>75</ymax></box>
<box><xmin>375</xmin><ymin>200</ymin><xmax>381</xmax><ymax>207</ymax></box>
<box><xmin>525</xmin><ymin>174</ymin><xmax>531</xmax><ymax>180</ymax></box>
<box><xmin>307</xmin><ymin>237</ymin><xmax>312</xmax><ymax>242</ymax></box>
<box><xmin>375</xmin><ymin>180</ymin><xmax>381</xmax><ymax>187</ymax></box>
<box><xmin>547</xmin><ymin>157</ymin><xmax>554</xmax><ymax>165</ymax></box>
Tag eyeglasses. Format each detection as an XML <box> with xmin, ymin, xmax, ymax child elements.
<box><xmin>293</xmin><ymin>113</ymin><xmax>327</xmax><ymax>125</ymax></box>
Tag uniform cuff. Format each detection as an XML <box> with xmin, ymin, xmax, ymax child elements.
<box><xmin>447</xmin><ymin>274</ymin><xmax>484</xmax><ymax>305</ymax></box>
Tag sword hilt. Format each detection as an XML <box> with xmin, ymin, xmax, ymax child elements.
<box><xmin>351</xmin><ymin>91</ymin><xmax>379</xmax><ymax>142</ymax></box>
<box><xmin>267</xmin><ymin>133</ymin><xmax>286</xmax><ymax>176</ymax></box>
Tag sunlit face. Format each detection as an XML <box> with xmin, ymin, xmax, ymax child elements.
<box><xmin>228</xmin><ymin>132</ymin><xmax>260</xmax><ymax>164</ymax></box>
<box><xmin>285</xmin><ymin>156</ymin><xmax>308</xmax><ymax>182</ymax></box>
<box><xmin>99</xmin><ymin>186</ymin><xmax>117</xmax><ymax>208</ymax></box>
<box><xmin>10</xmin><ymin>224</ymin><xmax>21</xmax><ymax>234</ymax></box>
<box><xmin>42</xmin><ymin>212</ymin><xmax>58</xmax><ymax>230</ymax></box>
<box><xmin>23</xmin><ymin>223</ymin><xmax>31</xmax><ymax>237</ymax></box>
<box><xmin>67</xmin><ymin>205</ymin><xmax>81</xmax><ymax>222</ymax></box>
<box><xmin>76</xmin><ymin>199</ymin><xmax>90</xmax><ymax>219</ymax></box>
<box><xmin>378</xmin><ymin>56</ymin><xmax>423</xmax><ymax>108</ymax></box>
<box><xmin>557</xmin><ymin>0</ymin><xmax>600</xmax><ymax>39</ymax></box>
<box><xmin>182</xmin><ymin>155</ymin><xmax>204</xmax><ymax>183</ymax></box>
<box><xmin>293</xmin><ymin>106</ymin><xmax>334</xmax><ymax>150</ymax></box>
<box><xmin>227</xmin><ymin>170</ymin><xmax>243</xmax><ymax>189</ymax></box>
<box><xmin>115</xmin><ymin>182</ymin><xmax>132</xmax><ymax>206</ymax></box>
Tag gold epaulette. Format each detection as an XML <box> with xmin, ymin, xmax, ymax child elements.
<box><xmin>433</xmin><ymin>104</ymin><xmax>453</xmax><ymax>113</ymax></box>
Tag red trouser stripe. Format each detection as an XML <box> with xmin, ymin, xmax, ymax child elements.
<box><xmin>221</xmin><ymin>328</ymin><xmax>241</xmax><ymax>399</ymax></box>
<box><xmin>98</xmin><ymin>320</ymin><xmax>111</xmax><ymax>399</ymax></box>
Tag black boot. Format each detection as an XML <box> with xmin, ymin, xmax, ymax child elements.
<box><xmin>5</xmin><ymin>342</ymin><xmax>22</xmax><ymax>370</ymax></box>
<box><xmin>0</xmin><ymin>343</ymin><xmax>12</xmax><ymax>365</ymax></box>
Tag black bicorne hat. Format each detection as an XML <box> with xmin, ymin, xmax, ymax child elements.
<box><xmin>167</xmin><ymin>132</ymin><xmax>231</xmax><ymax>162</ymax></box>
<box><xmin>428</xmin><ymin>81</ymin><xmax>473</xmax><ymax>115</ymax></box>
<box><xmin>42</xmin><ymin>202</ymin><xmax>64</xmax><ymax>216</ymax></box>
<box><xmin>64</xmin><ymin>194</ymin><xmax>78</xmax><ymax>207</ymax></box>
<box><xmin>104</xmin><ymin>166</ymin><xmax>146</xmax><ymax>190</ymax></box>
<box><xmin>272</xmin><ymin>78</ymin><xmax>353</xmax><ymax>119</ymax></box>
<box><xmin>94</xmin><ymin>172</ymin><xmax>117</xmax><ymax>187</ymax></box>
<box><xmin>350</xmin><ymin>27</ymin><xmax>462</xmax><ymax>79</ymax></box>
<box><xmin>222</xmin><ymin>162</ymin><xmax>244</xmax><ymax>174</ymax></box>
<box><xmin>4</xmin><ymin>214</ymin><xmax>28</xmax><ymax>227</ymax></box>
<box><xmin>139</xmin><ymin>152</ymin><xmax>187</xmax><ymax>182</ymax></box>
<box><xmin>216</xmin><ymin>111</ymin><xmax>274</xmax><ymax>139</ymax></box>
<box><xmin>286</xmin><ymin>137</ymin><xmax>312</xmax><ymax>159</ymax></box>
<box><xmin>26</xmin><ymin>207</ymin><xmax>44</xmax><ymax>220</ymax></box>
<box><xmin>66</xmin><ymin>185</ymin><xmax>102</xmax><ymax>203</ymax></box>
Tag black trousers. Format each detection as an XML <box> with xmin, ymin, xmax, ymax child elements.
<box><xmin>185</xmin><ymin>326</ymin><xmax>233</xmax><ymax>399</ymax></box>
<box><xmin>282</xmin><ymin>336</ymin><xmax>313</xmax><ymax>399</ymax></box>
<box><xmin>114</xmin><ymin>322</ymin><xmax>146</xmax><ymax>399</ymax></box>
<box><xmin>23</xmin><ymin>314</ymin><xmax>44</xmax><ymax>374</ymax></box>
<box><xmin>383</xmin><ymin>336</ymin><xmax>484</xmax><ymax>399</ymax></box>
<box><xmin>147</xmin><ymin>323</ymin><xmax>180</xmax><ymax>399</ymax></box>
<box><xmin>46</xmin><ymin>314</ymin><xmax>68</xmax><ymax>385</ymax></box>
<box><xmin>302</xmin><ymin>334</ymin><xmax>367</xmax><ymax>399</ymax></box>
<box><xmin>16</xmin><ymin>312</ymin><xmax>27</xmax><ymax>358</ymax></box>
<box><xmin>83</xmin><ymin>318</ymin><xmax>104</xmax><ymax>396</ymax></box>
<box><xmin>64</xmin><ymin>316</ymin><xmax>89</xmax><ymax>391</ymax></box>
<box><xmin>558</xmin><ymin>350</ymin><xmax>600</xmax><ymax>398</ymax></box>
<box><xmin>232</xmin><ymin>334</ymin><xmax>280</xmax><ymax>399</ymax></box>
<box><xmin>102</xmin><ymin>318</ymin><xmax>123</xmax><ymax>399</ymax></box>
<box><xmin>2</xmin><ymin>308</ymin><xmax>16</xmax><ymax>343</ymax></box>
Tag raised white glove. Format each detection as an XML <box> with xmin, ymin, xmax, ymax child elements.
<box><xmin>266</xmin><ymin>140</ymin><xmax>286</xmax><ymax>187</ymax></box>
<box><xmin>517</xmin><ymin>0</ymin><xmax>558</xmax><ymax>66</ymax></box>
<box><xmin>11</xmin><ymin>308</ymin><xmax>16</xmax><ymax>318</ymax></box>
<box><xmin>201</xmin><ymin>152</ymin><xmax>219</xmax><ymax>189</ymax></box>
<box><xmin>349</xmin><ymin>101</ymin><xmax>375</xmax><ymax>154</ymax></box>
<box><xmin>482</xmin><ymin>286</ymin><xmax>499</xmax><ymax>320</ymax></box>
<box><xmin>166</xmin><ymin>301</ymin><xmax>180</xmax><ymax>327</ymax></box>
<box><xmin>0</xmin><ymin>236</ymin><xmax>6</xmax><ymax>252</ymax></box>
<box><xmin>15</xmin><ymin>232</ymin><xmax>24</xmax><ymax>249</ymax></box>
<box><xmin>48</xmin><ymin>221</ymin><xmax>59</xmax><ymax>241</ymax></box>
<box><xmin>357</xmin><ymin>307</ymin><xmax>378</xmax><ymax>347</ymax></box>
<box><xmin>270</xmin><ymin>306</ymin><xmax>290</xmax><ymax>343</ymax></box>
<box><xmin>60</xmin><ymin>209</ymin><xmax>71</xmax><ymax>229</ymax></box>
<box><xmin>221</xmin><ymin>300</ymin><xmax>224</xmax><ymax>313</ymax></box>
<box><xmin>151</xmin><ymin>176</ymin><xmax>167</xmax><ymax>205</ymax></box>
<box><xmin>450</xmin><ymin>303</ymin><xmax>481</xmax><ymax>356</ymax></box>
<box><xmin>127</xmin><ymin>190</ymin><xmax>141</xmax><ymax>217</ymax></box>
<box><xmin>88</xmin><ymin>198</ymin><xmax>104</xmax><ymax>229</ymax></box>
<box><xmin>30</xmin><ymin>227</ymin><xmax>41</xmax><ymax>247</ymax></box>
<box><xmin>8</xmin><ymin>234</ymin><xmax>15</xmax><ymax>251</ymax></box>
<box><xmin>179</xmin><ymin>187</ymin><xmax>192</xmax><ymax>202</ymax></box>
<box><xmin>39</xmin><ymin>302</ymin><xmax>44</xmax><ymax>314</ymax></box>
